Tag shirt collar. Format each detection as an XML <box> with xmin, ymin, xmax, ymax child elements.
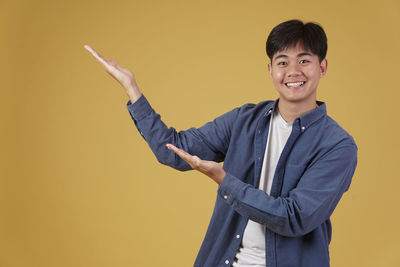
<box><xmin>265</xmin><ymin>99</ymin><xmax>327</xmax><ymax>132</ymax></box>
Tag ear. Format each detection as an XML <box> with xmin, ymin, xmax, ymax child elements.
<box><xmin>320</xmin><ymin>58</ymin><xmax>328</xmax><ymax>77</ymax></box>
<box><xmin>268</xmin><ymin>62</ymin><xmax>272</xmax><ymax>77</ymax></box>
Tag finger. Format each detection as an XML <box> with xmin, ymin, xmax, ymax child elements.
<box><xmin>108</xmin><ymin>59</ymin><xmax>121</xmax><ymax>69</ymax></box>
<box><xmin>84</xmin><ymin>45</ymin><xmax>111</xmax><ymax>67</ymax></box>
<box><xmin>166</xmin><ymin>144</ymin><xmax>195</xmax><ymax>164</ymax></box>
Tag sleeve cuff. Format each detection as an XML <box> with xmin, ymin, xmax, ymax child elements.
<box><xmin>126</xmin><ymin>94</ymin><xmax>153</xmax><ymax>121</ymax></box>
<box><xmin>218</xmin><ymin>172</ymin><xmax>247</xmax><ymax>205</ymax></box>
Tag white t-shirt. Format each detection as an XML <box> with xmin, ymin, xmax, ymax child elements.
<box><xmin>232</xmin><ymin>107</ymin><xmax>293</xmax><ymax>267</ymax></box>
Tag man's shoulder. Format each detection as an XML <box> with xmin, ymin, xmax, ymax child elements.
<box><xmin>320</xmin><ymin>114</ymin><xmax>357</xmax><ymax>149</ymax></box>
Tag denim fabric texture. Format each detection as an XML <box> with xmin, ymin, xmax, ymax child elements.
<box><xmin>126</xmin><ymin>95</ymin><xmax>358</xmax><ymax>267</ymax></box>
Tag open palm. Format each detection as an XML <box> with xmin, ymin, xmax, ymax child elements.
<box><xmin>84</xmin><ymin>45</ymin><xmax>142</xmax><ymax>102</ymax></box>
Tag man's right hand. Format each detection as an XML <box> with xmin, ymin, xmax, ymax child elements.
<box><xmin>84</xmin><ymin>45</ymin><xmax>142</xmax><ymax>103</ymax></box>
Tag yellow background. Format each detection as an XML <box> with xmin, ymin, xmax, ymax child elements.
<box><xmin>1</xmin><ymin>0</ymin><xmax>399</xmax><ymax>266</ymax></box>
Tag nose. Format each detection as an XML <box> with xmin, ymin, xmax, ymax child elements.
<box><xmin>287</xmin><ymin>63</ymin><xmax>302</xmax><ymax>77</ymax></box>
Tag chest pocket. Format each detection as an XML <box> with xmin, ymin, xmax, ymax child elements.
<box><xmin>280</xmin><ymin>163</ymin><xmax>307</xmax><ymax>197</ymax></box>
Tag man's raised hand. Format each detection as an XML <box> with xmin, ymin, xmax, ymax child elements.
<box><xmin>84</xmin><ymin>45</ymin><xmax>142</xmax><ymax>103</ymax></box>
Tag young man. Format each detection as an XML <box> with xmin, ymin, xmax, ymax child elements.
<box><xmin>85</xmin><ymin>19</ymin><xmax>358</xmax><ymax>267</ymax></box>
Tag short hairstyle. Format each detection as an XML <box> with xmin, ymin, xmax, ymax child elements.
<box><xmin>266</xmin><ymin>19</ymin><xmax>327</xmax><ymax>63</ymax></box>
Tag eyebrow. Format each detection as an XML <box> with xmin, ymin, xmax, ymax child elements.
<box><xmin>274</xmin><ymin>52</ymin><xmax>313</xmax><ymax>61</ymax></box>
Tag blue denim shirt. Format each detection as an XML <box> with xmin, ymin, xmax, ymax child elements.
<box><xmin>127</xmin><ymin>95</ymin><xmax>358</xmax><ymax>267</ymax></box>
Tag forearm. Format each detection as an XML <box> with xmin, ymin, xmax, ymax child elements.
<box><xmin>127</xmin><ymin>95</ymin><xmax>191</xmax><ymax>170</ymax></box>
<box><xmin>218</xmin><ymin>144</ymin><xmax>357</xmax><ymax>237</ymax></box>
<box><xmin>218</xmin><ymin>173</ymin><xmax>343</xmax><ymax>237</ymax></box>
<box><xmin>126</xmin><ymin>95</ymin><xmax>234</xmax><ymax>171</ymax></box>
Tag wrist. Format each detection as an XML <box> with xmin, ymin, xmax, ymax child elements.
<box><xmin>216</xmin><ymin>169</ymin><xmax>226</xmax><ymax>185</ymax></box>
<box><xmin>126</xmin><ymin>87</ymin><xmax>142</xmax><ymax>104</ymax></box>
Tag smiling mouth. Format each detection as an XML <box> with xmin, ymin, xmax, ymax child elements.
<box><xmin>284</xmin><ymin>81</ymin><xmax>306</xmax><ymax>88</ymax></box>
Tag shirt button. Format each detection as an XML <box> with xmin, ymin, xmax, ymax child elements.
<box><xmin>236</xmin><ymin>234</ymin><xmax>240</xmax><ymax>239</ymax></box>
<box><xmin>301</xmin><ymin>126</ymin><xmax>306</xmax><ymax>131</ymax></box>
<box><xmin>225</xmin><ymin>260</ymin><xmax>230</xmax><ymax>265</ymax></box>
<box><xmin>258</xmin><ymin>130</ymin><xmax>261</xmax><ymax>134</ymax></box>
<box><xmin>224</xmin><ymin>195</ymin><xmax>228</xmax><ymax>199</ymax></box>
<box><xmin>258</xmin><ymin>157</ymin><xmax>261</xmax><ymax>160</ymax></box>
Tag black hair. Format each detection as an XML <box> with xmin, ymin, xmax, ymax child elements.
<box><xmin>266</xmin><ymin>19</ymin><xmax>327</xmax><ymax>63</ymax></box>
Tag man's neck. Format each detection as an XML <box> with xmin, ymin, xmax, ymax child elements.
<box><xmin>277</xmin><ymin>99</ymin><xmax>318</xmax><ymax>123</ymax></box>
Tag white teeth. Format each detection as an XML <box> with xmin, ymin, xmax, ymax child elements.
<box><xmin>286</xmin><ymin>82</ymin><xmax>305</xmax><ymax>87</ymax></box>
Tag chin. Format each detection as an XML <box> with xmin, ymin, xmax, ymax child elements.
<box><xmin>279</xmin><ymin>89</ymin><xmax>315</xmax><ymax>103</ymax></box>
<box><xmin>280</xmin><ymin>94</ymin><xmax>312</xmax><ymax>103</ymax></box>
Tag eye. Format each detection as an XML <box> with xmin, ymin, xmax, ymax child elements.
<box><xmin>277</xmin><ymin>61</ymin><xmax>287</xmax><ymax>66</ymax></box>
<box><xmin>299</xmin><ymin>59</ymin><xmax>309</xmax><ymax>64</ymax></box>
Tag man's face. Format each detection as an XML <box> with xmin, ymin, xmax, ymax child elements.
<box><xmin>268</xmin><ymin>42</ymin><xmax>327</xmax><ymax>107</ymax></box>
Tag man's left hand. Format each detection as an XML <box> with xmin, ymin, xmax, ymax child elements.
<box><xmin>166</xmin><ymin>144</ymin><xmax>226</xmax><ymax>185</ymax></box>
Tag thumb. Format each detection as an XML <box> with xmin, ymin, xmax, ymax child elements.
<box><xmin>108</xmin><ymin>59</ymin><xmax>120</xmax><ymax>69</ymax></box>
